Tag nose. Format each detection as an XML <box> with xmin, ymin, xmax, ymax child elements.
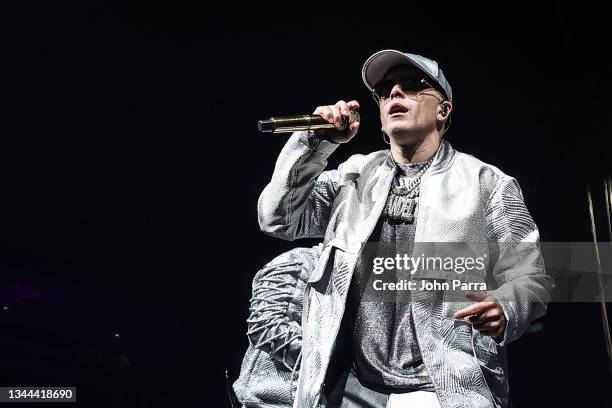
<box><xmin>389</xmin><ymin>83</ymin><xmax>404</xmax><ymax>99</ymax></box>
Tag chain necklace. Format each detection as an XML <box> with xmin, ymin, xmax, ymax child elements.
<box><xmin>382</xmin><ymin>158</ymin><xmax>433</xmax><ymax>223</ymax></box>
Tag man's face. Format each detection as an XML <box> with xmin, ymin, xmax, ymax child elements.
<box><xmin>377</xmin><ymin>65</ymin><xmax>443</xmax><ymax>144</ymax></box>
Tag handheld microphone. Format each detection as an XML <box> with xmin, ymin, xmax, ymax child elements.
<box><xmin>258</xmin><ymin>111</ymin><xmax>360</xmax><ymax>133</ymax></box>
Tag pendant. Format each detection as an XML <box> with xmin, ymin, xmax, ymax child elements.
<box><xmin>383</xmin><ymin>195</ymin><xmax>418</xmax><ymax>223</ymax></box>
<box><xmin>392</xmin><ymin>185</ymin><xmax>419</xmax><ymax>199</ymax></box>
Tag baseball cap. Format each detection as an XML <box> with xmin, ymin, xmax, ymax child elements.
<box><xmin>362</xmin><ymin>49</ymin><xmax>453</xmax><ymax>102</ymax></box>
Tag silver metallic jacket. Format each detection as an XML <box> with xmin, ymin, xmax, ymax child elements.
<box><xmin>257</xmin><ymin>131</ymin><xmax>554</xmax><ymax>408</ymax></box>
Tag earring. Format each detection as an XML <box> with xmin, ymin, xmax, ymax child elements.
<box><xmin>381</xmin><ymin>128</ymin><xmax>390</xmax><ymax>145</ymax></box>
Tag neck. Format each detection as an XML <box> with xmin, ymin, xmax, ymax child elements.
<box><xmin>390</xmin><ymin>131</ymin><xmax>442</xmax><ymax>164</ymax></box>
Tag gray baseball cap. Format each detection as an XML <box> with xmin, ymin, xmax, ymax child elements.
<box><xmin>362</xmin><ymin>49</ymin><xmax>453</xmax><ymax>102</ymax></box>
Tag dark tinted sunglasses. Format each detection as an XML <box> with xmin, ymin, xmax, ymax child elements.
<box><xmin>373</xmin><ymin>77</ymin><xmax>434</xmax><ymax>101</ymax></box>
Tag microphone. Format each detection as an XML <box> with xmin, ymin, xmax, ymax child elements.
<box><xmin>258</xmin><ymin>111</ymin><xmax>360</xmax><ymax>133</ymax></box>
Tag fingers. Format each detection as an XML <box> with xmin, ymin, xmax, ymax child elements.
<box><xmin>345</xmin><ymin>100</ymin><xmax>360</xmax><ymax>136</ymax></box>
<box><xmin>453</xmin><ymin>301</ymin><xmax>494</xmax><ymax>319</ymax></box>
<box><xmin>313</xmin><ymin>106</ymin><xmax>333</xmax><ymax>124</ymax></box>
<box><xmin>473</xmin><ymin>319</ymin><xmax>503</xmax><ymax>331</ymax></box>
<box><xmin>465</xmin><ymin>290</ymin><xmax>489</xmax><ymax>302</ymax></box>
<box><xmin>313</xmin><ymin>105</ymin><xmax>342</xmax><ymax>129</ymax></box>
<box><xmin>329</xmin><ymin>104</ymin><xmax>342</xmax><ymax>128</ymax></box>
<box><xmin>473</xmin><ymin>319</ymin><xmax>505</xmax><ymax>337</ymax></box>
<box><xmin>336</xmin><ymin>100</ymin><xmax>360</xmax><ymax>114</ymax></box>
<box><xmin>314</xmin><ymin>100</ymin><xmax>361</xmax><ymax>129</ymax></box>
<box><xmin>466</xmin><ymin>306</ymin><xmax>503</xmax><ymax>325</ymax></box>
<box><xmin>336</xmin><ymin>100</ymin><xmax>350</xmax><ymax>117</ymax></box>
<box><xmin>312</xmin><ymin>100</ymin><xmax>361</xmax><ymax>143</ymax></box>
<box><xmin>454</xmin><ymin>292</ymin><xmax>498</xmax><ymax>319</ymax></box>
<box><xmin>465</xmin><ymin>303</ymin><xmax>506</xmax><ymax>337</ymax></box>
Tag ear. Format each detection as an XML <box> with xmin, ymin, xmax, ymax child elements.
<box><xmin>437</xmin><ymin>101</ymin><xmax>453</xmax><ymax>121</ymax></box>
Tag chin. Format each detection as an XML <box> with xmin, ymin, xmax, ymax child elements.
<box><xmin>388</xmin><ymin>129</ymin><xmax>421</xmax><ymax>145</ymax></box>
<box><xmin>388</xmin><ymin>123</ymin><xmax>433</xmax><ymax>145</ymax></box>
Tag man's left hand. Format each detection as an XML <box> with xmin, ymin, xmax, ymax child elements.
<box><xmin>453</xmin><ymin>291</ymin><xmax>507</xmax><ymax>338</ymax></box>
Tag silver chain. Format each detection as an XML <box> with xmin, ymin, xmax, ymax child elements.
<box><xmin>391</xmin><ymin>159</ymin><xmax>433</xmax><ymax>198</ymax></box>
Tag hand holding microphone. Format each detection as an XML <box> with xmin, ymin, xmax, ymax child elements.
<box><xmin>312</xmin><ymin>100</ymin><xmax>360</xmax><ymax>144</ymax></box>
<box><xmin>258</xmin><ymin>100</ymin><xmax>361</xmax><ymax>144</ymax></box>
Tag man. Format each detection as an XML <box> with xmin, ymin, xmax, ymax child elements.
<box><xmin>257</xmin><ymin>50</ymin><xmax>553</xmax><ymax>408</ymax></box>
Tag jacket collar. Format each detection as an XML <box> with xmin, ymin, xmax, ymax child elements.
<box><xmin>383</xmin><ymin>139</ymin><xmax>456</xmax><ymax>175</ymax></box>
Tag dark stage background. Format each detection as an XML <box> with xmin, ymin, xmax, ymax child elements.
<box><xmin>2</xmin><ymin>2</ymin><xmax>611</xmax><ymax>407</ymax></box>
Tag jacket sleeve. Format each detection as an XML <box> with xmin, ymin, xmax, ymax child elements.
<box><xmin>257</xmin><ymin>131</ymin><xmax>341</xmax><ymax>241</ymax></box>
<box><xmin>246</xmin><ymin>245</ymin><xmax>322</xmax><ymax>370</ymax></box>
<box><xmin>486</xmin><ymin>176</ymin><xmax>555</xmax><ymax>346</ymax></box>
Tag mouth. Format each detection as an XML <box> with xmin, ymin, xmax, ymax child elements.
<box><xmin>388</xmin><ymin>103</ymin><xmax>408</xmax><ymax>116</ymax></box>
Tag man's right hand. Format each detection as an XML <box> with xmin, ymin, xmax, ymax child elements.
<box><xmin>312</xmin><ymin>100</ymin><xmax>360</xmax><ymax>144</ymax></box>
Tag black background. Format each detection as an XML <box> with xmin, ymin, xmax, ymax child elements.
<box><xmin>2</xmin><ymin>2</ymin><xmax>611</xmax><ymax>407</ymax></box>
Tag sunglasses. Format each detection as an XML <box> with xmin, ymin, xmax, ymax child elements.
<box><xmin>373</xmin><ymin>77</ymin><xmax>440</xmax><ymax>102</ymax></box>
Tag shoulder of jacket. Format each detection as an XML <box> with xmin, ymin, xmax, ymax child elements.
<box><xmin>450</xmin><ymin>149</ymin><xmax>521</xmax><ymax>207</ymax></box>
<box><xmin>339</xmin><ymin>149</ymin><xmax>389</xmax><ymax>170</ymax></box>
<box><xmin>453</xmin><ymin>150</ymin><xmax>513</xmax><ymax>183</ymax></box>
